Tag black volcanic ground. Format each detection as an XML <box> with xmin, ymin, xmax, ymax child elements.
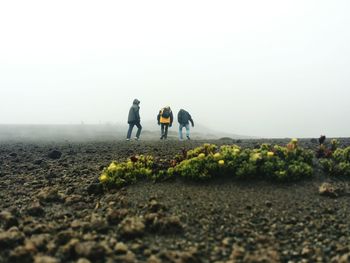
<box><xmin>1</xmin><ymin>139</ymin><xmax>350</xmax><ymax>263</ymax></box>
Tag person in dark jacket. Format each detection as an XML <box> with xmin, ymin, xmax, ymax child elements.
<box><xmin>126</xmin><ymin>99</ymin><xmax>142</xmax><ymax>141</ymax></box>
<box><xmin>177</xmin><ymin>109</ymin><xmax>194</xmax><ymax>140</ymax></box>
<box><xmin>157</xmin><ymin>106</ymin><xmax>173</xmax><ymax>140</ymax></box>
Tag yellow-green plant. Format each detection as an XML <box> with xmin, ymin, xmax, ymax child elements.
<box><xmin>99</xmin><ymin>140</ymin><xmax>317</xmax><ymax>187</ymax></box>
<box><xmin>171</xmin><ymin>151</ymin><xmax>220</xmax><ymax>180</ymax></box>
<box><xmin>258</xmin><ymin>139</ymin><xmax>314</xmax><ymax>181</ymax></box>
<box><xmin>99</xmin><ymin>155</ymin><xmax>154</xmax><ymax>187</ymax></box>
<box><xmin>320</xmin><ymin>146</ymin><xmax>350</xmax><ymax>177</ymax></box>
<box><xmin>168</xmin><ymin>140</ymin><xmax>314</xmax><ymax>181</ymax></box>
<box><xmin>186</xmin><ymin>143</ymin><xmax>217</xmax><ymax>159</ymax></box>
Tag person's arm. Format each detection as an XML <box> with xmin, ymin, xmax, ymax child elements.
<box><xmin>157</xmin><ymin>111</ymin><xmax>161</xmax><ymax>124</ymax></box>
<box><xmin>170</xmin><ymin>111</ymin><xmax>174</xmax><ymax>126</ymax></box>
<box><xmin>189</xmin><ymin>115</ymin><xmax>194</xmax><ymax>127</ymax></box>
<box><xmin>135</xmin><ymin>107</ymin><xmax>140</xmax><ymax>122</ymax></box>
<box><xmin>177</xmin><ymin>111</ymin><xmax>181</xmax><ymax>124</ymax></box>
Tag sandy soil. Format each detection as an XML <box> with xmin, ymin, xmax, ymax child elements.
<box><xmin>1</xmin><ymin>139</ymin><xmax>350</xmax><ymax>263</ymax></box>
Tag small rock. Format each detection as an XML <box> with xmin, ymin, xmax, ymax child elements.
<box><xmin>265</xmin><ymin>200</ymin><xmax>272</xmax><ymax>208</ymax></box>
<box><xmin>147</xmin><ymin>255</ymin><xmax>161</xmax><ymax>263</ymax></box>
<box><xmin>145</xmin><ymin>213</ymin><xmax>183</xmax><ymax>234</ymax></box>
<box><xmin>301</xmin><ymin>246</ymin><xmax>312</xmax><ymax>256</ymax></box>
<box><xmin>23</xmin><ymin>240</ymin><xmax>37</xmax><ymax>254</ymax></box>
<box><xmin>338</xmin><ymin>253</ymin><xmax>350</xmax><ymax>263</ymax></box>
<box><xmin>70</xmin><ymin>220</ymin><xmax>89</xmax><ymax>231</ymax></box>
<box><xmin>143</xmin><ymin>249</ymin><xmax>152</xmax><ymax>257</ymax></box>
<box><xmin>161</xmin><ymin>248</ymin><xmax>200</xmax><ymax>263</ymax></box>
<box><xmin>319</xmin><ymin>183</ymin><xmax>341</xmax><ymax>198</ymax></box>
<box><xmin>27</xmin><ymin>234</ymin><xmax>50</xmax><ymax>251</ymax></box>
<box><xmin>115</xmin><ymin>242</ymin><xmax>128</xmax><ymax>254</ymax></box>
<box><xmin>160</xmin><ymin>216</ymin><xmax>183</xmax><ymax>234</ymax></box>
<box><xmin>118</xmin><ymin>216</ymin><xmax>145</xmax><ymax>238</ymax></box>
<box><xmin>76</xmin><ymin>258</ymin><xmax>91</xmax><ymax>263</ymax></box>
<box><xmin>0</xmin><ymin>211</ymin><xmax>18</xmax><ymax>229</ymax></box>
<box><xmin>85</xmin><ymin>149</ymin><xmax>96</xmax><ymax>154</ymax></box>
<box><xmin>37</xmin><ymin>188</ymin><xmax>63</xmax><ymax>203</ymax></box>
<box><xmin>74</xmin><ymin>241</ymin><xmax>106</xmax><ymax>261</ymax></box>
<box><xmin>65</xmin><ymin>187</ymin><xmax>74</xmax><ymax>195</ymax></box>
<box><xmin>243</xmin><ymin>247</ymin><xmax>280</xmax><ymax>263</ymax></box>
<box><xmin>34</xmin><ymin>255</ymin><xmax>60</xmax><ymax>263</ymax></box>
<box><xmin>116</xmin><ymin>251</ymin><xmax>136</xmax><ymax>263</ymax></box>
<box><xmin>33</xmin><ymin>159</ymin><xmax>43</xmax><ymax>165</ymax></box>
<box><xmin>230</xmin><ymin>244</ymin><xmax>245</xmax><ymax>260</ymax></box>
<box><xmin>56</xmin><ymin>238</ymin><xmax>79</xmax><ymax>258</ymax></box>
<box><xmin>107</xmin><ymin>208</ymin><xmax>128</xmax><ymax>225</ymax></box>
<box><xmin>0</xmin><ymin>230</ymin><xmax>25</xmax><ymax>248</ymax></box>
<box><xmin>65</xmin><ymin>195</ymin><xmax>83</xmax><ymax>205</ymax></box>
<box><xmin>222</xmin><ymin>237</ymin><xmax>231</xmax><ymax>247</ymax></box>
<box><xmin>27</xmin><ymin>223</ymin><xmax>51</xmax><ymax>235</ymax></box>
<box><xmin>130</xmin><ymin>242</ymin><xmax>142</xmax><ymax>252</ymax></box>
<box><xmin>56</xmin><ymin>230</ymin><xmax>76</xmax><ymax>245</ymax></box>
<box><xmin>47</xmin><ymin>150</ymin><xmax>62</xmax><ymax>160</ymax></box>
<box><xmin>9</xmin><ymin>245</ymin><xmax>33</xmax><ymax>262</ymax></box>
<box><xmin>27</xmin><ymin>202</ymin><xmax>45</xmax><ymax>216</ymax></box>
<box><xmin>86</xmin><ymin>183</ymin><xmax>103</xmax><ymax>195</ymax></box>
<box><xmin>148</xmin><ymin>199</ymin><xmax>166</xmax><ymax>212</ymax></box>
<box><xmin>90</xmin><ymin>214</ymin><xmax>109</xmax><ymax>233</ymax></box>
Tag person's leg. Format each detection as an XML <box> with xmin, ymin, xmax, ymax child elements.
<box><xmin>185</xmin><ymin>124</ymin><xmax>190</xmax><ymax>139</ymax></box>
<box><xmin>135</xmin><ymin>123</ymin><xmax>142</xmax><ymax>139</ymax></box>
<box><xmin>126</xmin><ymin>123</ymin><xmax>134</xmax><ymax>140</ymax></box>
<box><xmin>160</xmin><ymin>124</ymin><xmax>165</xmax><ymax>139</ymax></box>
<box><xmin>164</xmin><ymin>124</ymin><xmax>169</xmax><ymax>139</ymax></box>
<box><xmin>179</xmin><ymin>124</ymin><xmax>184</xmax><ymax>140</ymax></box>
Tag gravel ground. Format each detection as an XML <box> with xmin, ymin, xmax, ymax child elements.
<box><xmin>1</xmin><ymin>139</ymin><xmax>350</xmax><ymax>263</ymax></box>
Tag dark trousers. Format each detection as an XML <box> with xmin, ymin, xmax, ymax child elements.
<box><xmin>127</xmin><ymin>122</ymin><xmax>142</xmax><ymax>139</ymax></box>
<box><xmin>160</xmin><ymin>123</ymin><xmax>169</xmax><ymax>139</ymax></box>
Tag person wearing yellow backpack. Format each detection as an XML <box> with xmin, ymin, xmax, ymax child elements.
<box><xmin>157</xmin><ymin>106</ymin><xmax>173</xmax><ymax>140</ymax></box>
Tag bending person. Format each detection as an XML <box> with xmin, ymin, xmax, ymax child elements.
<box><xmin>177</xmin><ymin>109</ymin><xmax>194</xmax><ymax>140</ymax></box>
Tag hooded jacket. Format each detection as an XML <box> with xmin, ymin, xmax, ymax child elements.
<box><xmin>128</xmin><ymin>99</ymin><xmax>141</xmax><ymax>124</ymax></box>
<box><xmin>177</xmin><ymin>109</ymin><xmax>194</xmax><ymax>126</ymax></box>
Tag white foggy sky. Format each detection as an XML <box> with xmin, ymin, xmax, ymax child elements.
<box><xmin>0</xmin><ymin>0</ymin><xmax>349</xmax><ymax>138</ymax></box>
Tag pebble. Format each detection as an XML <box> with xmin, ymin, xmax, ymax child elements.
<box><xmin>47</xmin><ymin>150</ymin><xmax>62</xmax><ymax>160</ymax></box>
<box><xmin>0</xmin><ymin>229</ymin><xmax>25</xmax><ymax>248</ymax></box>
<box><xmin>37</xmin><ymin>188</ymin><xmax>63</xmax><ymax>203</ymax></box>
<box><xmin>34</xmin><ymin>255</ymin><xmax>60</xmax><ymax>263</ymax></box>
<box><xmin>118</xmin><ymin>216</ymin><xmax>145</xmax><ymax>238</ymax></box>
<box><xmin>27</xmin><ymin>202</ymin><xmax>45</xmax><ymax>216</ymax></box>
<box><xmin>0</xmin><ymin>211</ymin><xmax>18</xmax><ymax>229</ymax></box>
<box><xmin>74</xmin><ymin>241</ymin><xmax>106</xmax><ymax>261</ymax></box>
<box><xmin>114</xmin><ymin>242</ymin><xmax>128</xmax><ymax>254</ymax></box>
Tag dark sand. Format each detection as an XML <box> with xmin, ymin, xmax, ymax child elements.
<box><xmin>1</xmin><ymin>139</ymin><xmax>350</xmax><ymax>262</ymax></box>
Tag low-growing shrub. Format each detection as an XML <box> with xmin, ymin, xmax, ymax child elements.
<box><xmin>99</xmin><ymin>139</ymin><xmax>317</xmax><ymax>187</ymax></box>
<box><xmin>170</xmin><ymin>152</ymin><xmax>220</xmax><ymax>180</ymax></box>
<box><xmin>99</xmin><ymin>155</ymin><xmax>154</xmax><ymax>187</ymax></box>
<box><xmin>259</xmin><ymin>141</ymin><xmax>314</xmax><ymax>181</ymax></box>
<box><xmin>320</xmin><ymin>146</ymin><xmax>350</xmax><ymax>177</ymax></box>
<box><xmin>185</xmin><ymin>143</ymin><xmax>217</xmax><ymax>159</ymax></box>
<box><xmin>170</xmin><ymin>139</ymin><xmax>314</xmax><ymax>181</ymax></box>
<box><xmin>315</xmin><ymin>136</ymin><xmax>339</xmax><ymax>159</ymax></box>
